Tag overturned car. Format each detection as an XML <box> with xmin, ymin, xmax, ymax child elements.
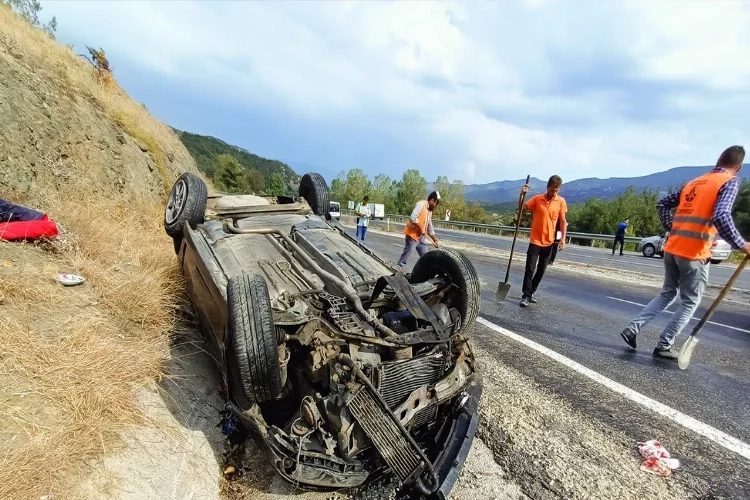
<box><xmin>163</xmin><ymin>171</ymin><xmax>483</xmax><ymax>498</ymax></box>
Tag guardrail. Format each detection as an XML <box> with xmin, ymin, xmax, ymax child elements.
<box><xmin>339</xmin><ymin>209</ymin><xmax>743</xmax><ymax>258</ymax></box>
<box><xmin>339</xmin><ymin>210</ymin><xmax>641</xmax><ymax>246</ymax></box>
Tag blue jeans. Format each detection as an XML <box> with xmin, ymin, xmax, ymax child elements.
<box><xmin>624</xmin><ymin>252</ymin><xmax>709</xmax><ymax>350</ymax></box>
<box><xmin>356</xmin><ymin>225</ymin><xmax>368</xmax><ymax>241</ymax></box>
<box><xmin>397</xmin><ymin>236</ymin><xmax>429</xmax><ymax>267</ymax></box>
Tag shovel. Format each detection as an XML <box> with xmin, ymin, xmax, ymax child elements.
<box><xmin>678</xmin><ymin>253</ymin><xmax>749</xmax><ymax>369</ymax></box>
<box><xmin>496</xmin><ymin>175</ymin><xmax>530</xmax><ymax>302</ymax></box>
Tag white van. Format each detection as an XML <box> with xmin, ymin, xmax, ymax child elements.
<box><xmin>329</xmin><ymin>201</ymin><xmax>341</xmax><ymax>221</ymax></box>
<box><xmin>368</xmin><ymin>203</ymin><xmax>385</xmax><ymax>220</ymax></box>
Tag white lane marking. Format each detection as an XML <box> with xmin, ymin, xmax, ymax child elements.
<box><xmin>476</xmin><ymin>316</ymin><xmax>750</xmax><ymax>461</ymax></box>
<box><xmin>606</xmin><ymin>296</ymin><xmax>750</xmax><ymax>334</ymax></box>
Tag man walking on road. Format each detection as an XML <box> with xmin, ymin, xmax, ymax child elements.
<box><xmin>397</xmin><ymin>191</ymin><xmax>440</xmax><ymax>269</ymax></box>
<box><xmin>613</xmin><ymin>218</ymin><xmax>628</xmax><ymax>256</ymax></box>
<box><xmin>619</xmin><ymin>145</ymin><xmax>750</xmax><ymax>359</ymax></box>
<box><xmin>354</xmin><ymin>195</ymin><xmax>370</xmax><ymax>241</ymax></box>
<box><xmin>520</xmin><ymin>175</ymin><xmax>567</xmax><ymax>307</ymax></box>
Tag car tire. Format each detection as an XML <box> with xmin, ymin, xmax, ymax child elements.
<box><xmin>410</xmin><ymin>248</ymin><xmax>480</xmax><ymax>333</ymax></box>
<box><xmin>642</xmin><ymin>244</ymin><xmax>655</xmax><ymax>258</ymax></box>
<box><xmin>299</xmin><ymin>172</ymin><xmax>330</xmax><ymax>219</ymax></box>
<box><xmin>164</xmin><ymin>172</ymin><xmax>207</xmax><ymax>248</ymax></box>
<box><xmin>710</xmin><ymin>259</ymin><xmax>722</xmax><ymax>265</ymax></box>
<box><xmin>226</xmin><ymin>273</ymin><xmax>282</xmax><ymax>409</ymax></box>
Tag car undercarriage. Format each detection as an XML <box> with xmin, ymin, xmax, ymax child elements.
<box><xmin>164</xmin><ymin>172</ymin><xmax>483</xmax><ymax>498</ymax></box>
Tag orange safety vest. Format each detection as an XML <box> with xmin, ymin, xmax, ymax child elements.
<box><xmin>664</xmin><ymin>171</ymin><xmax>734</xmax><ymax>260</ymax></box>
<box><xmin>404</xmin><ymin>200</ymin><xmax>430</xmax><ymax>241</ymax></box>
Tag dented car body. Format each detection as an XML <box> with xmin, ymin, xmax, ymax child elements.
<box><xmin>163</xmin><ymin>172</ymin><xmax>483</xmax><ymax>498</ymax></box>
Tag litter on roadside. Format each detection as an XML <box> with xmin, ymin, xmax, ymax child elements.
<box><xmin>57</xmin><ymin>273</ymin><xmax>85</xmax><ymax>286</ymax></box>
<box><xmin>0</xmin><ymin>198</ymin><xmax>59</xmax><ymax>241</ymax></box>
<box><xmin>637</xmin><ymin>440</ymin><xmax>680</xmax><ymax>477</ymax></box>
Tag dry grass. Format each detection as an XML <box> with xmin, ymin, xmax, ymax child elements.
<box><xmin>0</xmin><ymin>192</ymin><xmax>184</xmax><ymax>500</ymax></box>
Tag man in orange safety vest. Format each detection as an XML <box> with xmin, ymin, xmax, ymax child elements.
<box><xmin>397</xmin><ymin>191</ymin><xmax>441</xmax><ymax>268</ymax></box>
<box><xmin>618</xmin><ymin>145</ymin><xmax>750</xmax><ymax>359</ymax></box>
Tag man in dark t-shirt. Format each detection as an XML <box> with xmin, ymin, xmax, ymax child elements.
<box><xmin>613</xmin><ymin>218</ymin><xmax>628</xmax><ymax>256</ymax></box>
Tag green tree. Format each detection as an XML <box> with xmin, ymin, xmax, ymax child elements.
<box><xmin>4</xmin><ymin>0</ymin><xmax>56</xmax><ymax>38</ymax></box>
<box><xmin>245</xmin><ymin>169</ymin><xmax>264</xmax><ymax>193</ymax></box>
<box><xmin>344</xmin><ymin>169</ymin><xmax>371</xmax><ymax>203</ymax></box>
<box><xmin>330</xmin><ymin>170</ymin><xmax>347</xmax><ymax>203</ymax></box>
<box><xmin>370</xmin><ymin>174</ymin><xmax>396</xmax><ymax>210</ymax></box>
<box><xmin>268</xmin><ymin>172</ymin><xmax>285</xmax><ymax>196</ymax></box>
<box><xmin>433</xmin><ymin>175</ymin><xmax>467</xmax><ymax>221</ymax></box>
<box><xmin>395</xmin><ymin>169</ymin><xmax>427</xmax><ymax>214</ymax></box>
<box><xmin>732</xmin><ymin>179</ymin><xmax>750</xmax><ymax>239</ymax></box>
<box><xmin>213</xmin><ymin>154</ymin><xmax>247</xmax><ymax>194</ymax></box>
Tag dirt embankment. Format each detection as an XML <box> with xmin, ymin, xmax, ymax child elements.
<box><xmin>0</xmin><ymin>5</ymin><xmax>206</xmax><ymax>499</ymax></box>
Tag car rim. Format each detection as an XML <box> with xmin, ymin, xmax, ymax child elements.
<box><xmin>644</xmin><ymin>247</ymin><xmax>653</xmax><ymax>257</ymax></box>
<box><xmin>165</xmin><ymin>179</ymin><xmax>187</xmax><ymax>225</ymax></box>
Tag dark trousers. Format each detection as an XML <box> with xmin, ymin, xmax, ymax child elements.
<box><xmin>522</xmin><ymin>243</ymin><xmax>554</xmax><ymax>298</ymax></box>
<box><xmin>549</xmin><ymin>241</ymin><xmax>560</xmax><ymax>265</ymax></box>
<box><xmin>613</xmin><ymin>234</ymin><xmax>625</xmax><ymax>255</ymax></box>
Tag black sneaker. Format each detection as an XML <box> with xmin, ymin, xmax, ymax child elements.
<box><xmin>620</xmin><ymin>329</ymin><xmax>637</xmax><ymax>349</ymax></box>
<box><xmin>529</xmin><ymin>296</ymin><xmax>538</xmax><ymax>304</ymax></box>
<box><xmin>653</xmin><ymin>347</ymin><xmax>679</xmax><ymax>360</ymax></box>
<box><xmin>520</xmin><ymin>296</ymin><xmax>529</xmax><ymax>307</ymax></box>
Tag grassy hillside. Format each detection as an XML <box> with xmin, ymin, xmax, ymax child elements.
<box><xmin>0</xmin><ymin>3</ymin><xmax>203</xmax><ymax>498</ymax></box>
<box><xmin>174</xmin><ymin>129</ymin><xmax>300</xmax><ymax>195</ymax></box>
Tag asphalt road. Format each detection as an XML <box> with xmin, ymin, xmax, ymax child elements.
<box><xmin>361</xmin><ymin>218</ymin><xmax>750</xmax><ymax>291</ymax></box>
<box><xmin>349</xmin><ymin>228</ymin><xmax>750</xmax><ymax>498</ymax></box>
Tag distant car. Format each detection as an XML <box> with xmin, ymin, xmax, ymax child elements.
<box><xmin>329</xmin><ymin>200</ymin><xmax>341</xmax><ymax>220</ymax></box>
<box><xmin>638</xmin><ymin>233</ymin><xmax>732</xmax><ymax>264</ymax></box>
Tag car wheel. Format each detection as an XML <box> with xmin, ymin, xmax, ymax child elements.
<box><xmin>710</xmin><ymin>259</ymin><xmax>722</xmax><ymax>265</ymax></box>
<box><xmin>409</xmin><ymin>248</ymin><xmax>480</xmax><ymax>333</ymax></box>
<box><xmin>642</xmin><ymin>244</ymin><xmax>655</xmax><ymax>258</ymax></box>
<box><xmin>164</xmin><ymin>172</ymin><xmax>207</xmax><ymax>248</ymax></box>
<box><xmin>299</xmin><ymin>172</ymin><xmax>330</xmax><ymax>219</ymax></box>
<box><xmin>226</xmin><ymin>273</ymin><xmax>282</xmax><ymax>409</ymax></box>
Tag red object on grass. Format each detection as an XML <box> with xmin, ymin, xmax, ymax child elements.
<box><xmin>0</xmin><ymin>215</ymin><xmax>59</xmax><ymax>241</ymax></box>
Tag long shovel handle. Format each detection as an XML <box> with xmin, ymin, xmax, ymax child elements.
<box><xmin>689</xmin><ymin>253</ymin><xmax>749</xmax><ymax>337</ymax></box>
<box><xmin>504</xmin><ymin>175</ymin><xmax>530</xmax><ymax>283</ymax></box>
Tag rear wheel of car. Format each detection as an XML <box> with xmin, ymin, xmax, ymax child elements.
<box><xmin>299</xmin><ymin>172</ymin><xmax>330</xmax><ymax>219</ymax></box>
<box><xmin>642</xmin><ymin>244</ymin><xmax>655</xmax><ymax>258</ymax></box>
<box><xmin>410</xmin><ymin>248</ymin><xmax>480</xmax><ymax>334</ymax></box>
<box><xmin>226</xmin><ymin>273</ymin><xmax>282</xmax><ymax>409</ymax></box>
<box><xmin>710</xmin><ymin>259</ymin><xmax>723</xmax><ymax>265</ymax></box>
<box><xmin>164</xmin><ymin>172</ymin><xmax>207</xmax><ymax>251</ymax></box>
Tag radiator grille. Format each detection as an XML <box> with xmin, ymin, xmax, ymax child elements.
<box><xmin>377</xmin><ymin>350</ymin><xmax>446</xmax><ymax>409</ymax></box>
<box><xmin>348</xmin><ymin>386</ymin><xmax>423</xmax><ymax>481</ymax></box>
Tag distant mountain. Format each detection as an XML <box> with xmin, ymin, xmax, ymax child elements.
<box><xmin>439</xmin><ymin>165</ymin><xmax>750</xmax><ymax>205</ymax></box>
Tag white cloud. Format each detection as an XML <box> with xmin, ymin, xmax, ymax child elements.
<box><xmin>49</xmin><ymin>0</ymin><xmax>750</xmax><ymax>184</ymax></box>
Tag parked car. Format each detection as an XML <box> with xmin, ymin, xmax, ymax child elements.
<box><xmin>329</xmin><ymin>200</ymin><xmax>341</xmax><ymax>221</ymax></box>
<box><xmin>368</xmin><ymin>202</ymin><xmax>385</xmax><ymax>220</ymax></box>
<box><xmin>163</xmin><ymin>171</ymin><xmax>482</xmax><ymax>497</ymax></box>
<box><xmin>638</xmin><ymin>233</ymin><xmax>732</xmax><ymax>264</ymax></box>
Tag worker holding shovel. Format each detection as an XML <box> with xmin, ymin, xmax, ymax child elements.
<box><xmin>618</xmin><ymin>145</ymin><xmax>750</xmax><ymax>360</ymax></box>
<box><xmin>519</xmin><ymin>175</ymin><xmax>568</xmax><ymax>307</ymax></box>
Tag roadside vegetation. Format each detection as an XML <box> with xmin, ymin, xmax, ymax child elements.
<box><xmin>175</xmin><ymin>130</ymin><xmax>296</xmax><ymax>196</ymax></box>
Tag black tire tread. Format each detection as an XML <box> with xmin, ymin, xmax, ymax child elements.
<box><xmin>164</xmin><ymin>172</ymin><xmax>207</xmax><ymax>238</ymax></box>
<box><xmin>227</xmin><ymin>273</ymin><xmax>282</xmax><ymax>404</ymax></box>
<box><xmin>299</xmin><ymin>172</ymin><xmax>330</xmax><ymax>218</ymax></box>
<box><xmin>410</xmin><ymin>248</ymin><xmax>480</xmax><ymax>332</ymax></box>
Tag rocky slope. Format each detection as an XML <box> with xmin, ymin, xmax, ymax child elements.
<box><xmin>0</xmin><ymin>6</ymin><xmax>199</xmax><ymax>202</ymax></box>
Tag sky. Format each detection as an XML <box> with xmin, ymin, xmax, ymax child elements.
<box><xmin>44</xmin><ymin>0</ymin><xmax>750</xmax><ymax>185</ymax></box>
